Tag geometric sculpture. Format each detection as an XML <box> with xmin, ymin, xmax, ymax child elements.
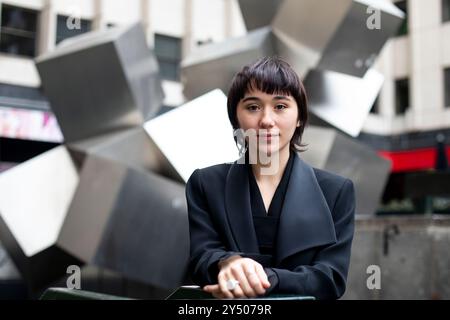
<box><xmin>0</xmin><ymin>23</ymin><xmax>189</xmax><ymax>294</ymax></box>
<box><xmin>181</xmin><ymin>27</ymin><xmax>274</xmax><ymax>100</ymax></box>
<box><xmin>304</xmin><ymin>69</ymin><xmax>384</xmax><ymax>137</ymax></box>
<box><xmin>271</xmin><ymin>0</ymin><xmax>405</xmax><ymax>77</ymax></box>
<box><xmin>35</xmin><ymin>23</ymin><xmax>164</xmax><ymax>143</ymax></box>
<box><xmin>0</xmin><ymin>146</ymin><xmax>82</xmax><ymax>291</ymax></box>
<box><xmin>67</xmin><ymin>127</ymin><xmax>182</xmax><ymax>182</ymax></box>
<box><xmin>238</xmin><ymin>0</ymin><xmax>283</xmax><ymax>31</ymax></box>
<box><xmin>182</xmin><ymin>0</ymin><xmax>404</xmax><ymax>137</ymax></box>
<box><xmin>57</xmin><ymin>153</ymin><xmax>188</xmax><ymax>289</ymax></box>
<box><xmin>301</xmin><ymin>126</ymin><xmax>391</xmax><ymax>215</ymax></box>
<box><xmin>144</xmin><ymin>89</ymin><xmax>239</xmax><ymax>182</ymax></box>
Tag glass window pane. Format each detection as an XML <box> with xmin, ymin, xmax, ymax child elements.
<box><xmin>56</xmin><ymin>15</ymin><xmax>92</xmax><ymax>44</ymax></box>
<box><xmin>1</xmin><ymin>4</ymin><xmax>37</xmax><ymax>32</ymax></box>
<box><xmin>158</xmin><ymin>60</ymin><xmax>179</xmax><ymax>82</ymax></box>
<box><xmin>0</xmin><ymin>4</ymin><xmax>38</xmax><ymax>57</ymax></box>
<box><xmin>443</xmin><ymin>0</ymin><xmax>450</xmax><ymax>22</ymax></box>
<box><xmin>395</xmin><ymin>78</ymin><xmax>410</xmax><ymax>114</ymax></box>
<box><xmin>154</xmin><ymin>34</ymin><xmax>181</xmax><ymax>81</ymax></box>
<box><xmin>154</xmin><ymin>34</ymin><xmax>181</xmax><ymax>61</ymax></box>
<box><xmin>0</xmin><ymin>32</ymin><xmax>36</xmax><ymax>56</ymax></box>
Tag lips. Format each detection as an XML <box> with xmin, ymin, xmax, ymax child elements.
<box><xmin>257</xmin><ymin>134</ymin><xmax>279</xmax><ymax>138</ymax></box>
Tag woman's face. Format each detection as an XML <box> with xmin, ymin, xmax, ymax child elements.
<box><xmin>236</xmin><ymin>88</ymin><xmax>300</xmax><ymax>156</ymax></box>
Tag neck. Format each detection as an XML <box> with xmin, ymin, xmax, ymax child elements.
<box><xmin>251</xmin><ymin>145</ymin><xmax>291</xmax><ymax>182</ymax></box>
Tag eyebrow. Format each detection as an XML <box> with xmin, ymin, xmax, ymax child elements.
<box><xmin>241</xmin><ymin>95</ymin><xmax>292</xmax><ymax>103</ymax></box>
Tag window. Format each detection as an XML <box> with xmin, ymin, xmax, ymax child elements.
<box><xmin>445</xmin><ymin>68</ymin><xmax>450</xmax><ymax>108</ymax></box>
<box><xmin>395</xmin><ymin>78</ymin><xmax>410</xmax><ymax>114</ymax></box>
<box><xmin>395</xmin><ymin>1</ymin><xmax>408</xmax><ymax>36</ymax></box>
<box><xmin>370</xmin><ymin>95</ymin><xmax>380</xmax><ymax>114</ymax></box>
<box><xmin>56</xmin><ymin>15</ymin><xmax>92</xmax><ymax>44</ymax></box>
<box><xmin>0</xmin><ymin>4</ymin><xmax>38</xmax><ymax>57</ymax></box>
<box><xmin>154</xmin><ymin>34</ymin><xmax>182</xmax><ymax>81</ymax></box>
<box><xmin>443</xmin><ymin>0</ymin><xmax>450</xmax><ymax>22</ymax></box>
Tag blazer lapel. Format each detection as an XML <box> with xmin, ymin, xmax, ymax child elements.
<box><xmin>275</xmin><ymin>154</ymin><xmax>337</xmax><ymax>264</ymax></box>
<box><xmin>224</xmin><ymin>159</ymin><xmax>260</xmax><ymax>253</ymax></box>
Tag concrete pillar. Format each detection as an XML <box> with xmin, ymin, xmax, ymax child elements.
<box><xmin>182</xmin><ymin>0</ymin><xmax>193</xmax><ymax>58</ymax></box>
<box><xmin>141</xmin><ymin>0</ymin><xmax>154</xmax><ymax>47</ymax></box>
<box><xmin>92</xmin><ymin>0</ymin><xmax>105</xmax><ymax>31</ymax></box>
<box><xmin>409</xmin><ymin>0</ymin><xmax>442</xmax><ymax>129</ymax></box>
<box><xmin>37</xmin><ymin>0</ymin><xmax>56</xmax><ymax>54</ymax></box>
<box><xmin>224</xmin><ymin>0</ymin><xmax>232</xmax><ymax>39</ymax></box>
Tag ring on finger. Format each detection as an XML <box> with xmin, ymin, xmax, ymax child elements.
<box><xmin>226</xmin><ymin>279</ymin><xmax>240</xmax><ymax>291</ymax></box>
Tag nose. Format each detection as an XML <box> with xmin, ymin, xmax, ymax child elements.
<box><xmin>259</xmin><ymin>108</ymin><xmax>275</xmax><ymax>129</ymax></box>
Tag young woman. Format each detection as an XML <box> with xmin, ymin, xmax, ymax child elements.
<box><xmin>185</xmin><ymin>56</ymin><xmax>355</xmax><ymax>300</ymax></box>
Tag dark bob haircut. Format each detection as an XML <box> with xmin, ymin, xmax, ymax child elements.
<box><xmin>227</xmin><ymin>56</ymin><xmax>308</xmax><ymax>153</ymax></box>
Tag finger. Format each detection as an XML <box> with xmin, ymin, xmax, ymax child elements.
<box><xmin>255</xmin><ymin>264</ymin><xmax>271</xmax><ymax>288</ymax></box>
<box><xmin>230</xmin><ymin>265</ymin><xmax>257</xmax><ymax>298</ymax></box>
<box><xmin>203</xmin><ymin>284</ymin><xmax>219</xmax><ymax>292</ymax></box>
<box><xmin>218</xmin><ymin>272</ymin><xmax>234</xmax><ymax>299</ymax></box>
<box><xmin>243</xmin><ymin>264</ymin><xmax>265</xmax><ymax>295</ymax></box>
<box><xmin>229</xmin><ymin>285</ymin><xmax>247</xmax><ymax>299</ymax></box>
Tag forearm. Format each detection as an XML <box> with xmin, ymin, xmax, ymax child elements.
<box><xmin>190</xmin><ymin>250</ymin><xmax>243</xmax><ymax>285</ymax></box>
<box><xmin>270</xmin><ymin>264</ymin><xmax>345</xmax><ymax>300</ymax></box>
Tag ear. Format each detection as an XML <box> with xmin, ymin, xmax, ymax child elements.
<box><xmin>297</xmin><ymin>120</ymin><xmax>301</xmax><ymax>127</ymax></box>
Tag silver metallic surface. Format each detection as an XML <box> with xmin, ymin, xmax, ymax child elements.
<box><xmin>67</xmin><ymin>127</ymin><xmax>182</xmax><ymax>182</ymax></box>
<box><xmin>0</xmin><ymin>146</ymin><xmax>82</xmax><ymax>290</ymax></box>
<box><xmin>272</xmin><ymin>0</ymin><xmax>405</xmax><ymax>77</ymax></box>
<box><xmin>238</xmin><ymin>0</ymin><xmax>283</xmax><ymax>31</ymax></box>
<box><xmin>36</xmin><ymin>23</ymin><xmax>164</xmax><ymax>143</ymax></box>
<box><xmin>304</xmin><ymin>68</ymin><xmax>384</xmax><ymax>137</ymax></box>
<box><xmin>181</xmin><ymin>27</ymin><xmax>275</xmax><ymax>99</ymax></box>
<box><xmin>301</xmin><ymin>126</ymin><xmax>391</xmax><ymax>215</ymax></box>
<box><xmin>57</xmin><ymin>154</ymin><xmax>189</xmax><ymax>289</ymax></box>
<box><xmin>145</xmin><ymin>89</ymin><xmax>239</xmax><ymax>182</ymax></box>
<box><xmin>181</xmin><ymin>0</ymin><xmax>403</xmax><ymax>136</ymax></box>
<box><xmin>0</xmin><ymin>24</ymin><xmax>186</xmax><ymax>292</ymax></box>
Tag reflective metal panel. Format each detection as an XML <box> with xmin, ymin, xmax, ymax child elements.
<box><xmin>0</xmin><ymin>146</ymin><xmax>81</xmax><ymax>291</ymax></box>
<box><xmin>145</xmin><ymin>89</ymin><xmax>239</xmax><ymax>182</ymax></box>
<box><xmin>181</xmin><ymin>27</ymin><xmax>275</xmax><ymax>99</ymax></box>
<box><xmin>304</xmin><ymin>68</ymin><xmax>384</xmax><ymax>137</ymax></box>
<box><xmin>238</xmin><ymin>0</ymin><xmax>283</xmax><ymax>31</ymax></box>
<box><xmin>302</xmin><ymin>126</ymin><xmax>391</xmax><ymax>215</ymax></box>
<box><xmin>0</xmin><ymin>146</ymin><xmax>78</xmax><ymax>257</ymax></box>
<box><xmin>272</xmin><ymin>0</ymin><xmax>405</xmax><ymax>77</ymax></box>
<box><xmin>67</xmin><ymin>127</ymin><xmax>182</xmax><ymax>182</ymax></box>
<box><xmin>36</xmin><ymin>23</ymin><xmax>163</xmax><ymax>143</ymax></box>
<box><xmin>58</xmin><ymin>154</ymin><xmax>189</xmax><ymax>289</ymax></box>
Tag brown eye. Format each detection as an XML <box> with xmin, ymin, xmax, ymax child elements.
<box><xmin>247</xmin><ymin>105</ymin><xmax>259</xmax><ymax>111</ymax></box>
<box><xmin>275</xmin><ymin>104</ymin><xmax>287</xmax><ymax>110</ymax></box>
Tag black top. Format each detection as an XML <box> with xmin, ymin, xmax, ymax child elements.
<box><xmin>247</xmin><ymin>151</ymin><xmax>295</xmax><ymax>261</ymax></box>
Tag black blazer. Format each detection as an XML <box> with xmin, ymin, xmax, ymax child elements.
<box><xmin>185</xmin><ymin>153</ymin><xmax>356</xmax><ymax>300</ymax></box>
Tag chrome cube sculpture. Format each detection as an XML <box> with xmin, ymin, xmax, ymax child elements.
<box><xmin>35</xmin><ymin>23</ymin><xmax>164</xmax><ymax>143</ymax></box>
<box><xmin>301</xmin><ymin>126</ymin><xmax>391</xmax><ymax>215</ymax></box>
<box><xmin>0</xmin><ymin>146</ymin><xmax>82</xmax><ymax>291</ymax></box>
<box><xmin>0</xmin><ymin>24</ymin><xmax>189</xmax><ymax>293</ymax></box>
<box><xmin>182</xmin><ymin>0</ymin><xmax>404</xmax><ymax>137</ymax></box>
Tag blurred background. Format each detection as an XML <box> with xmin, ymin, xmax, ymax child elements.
<box><xmin>0</xmin><ymin>0</ymin><xmax>449</xmax><ymax>300</ymax></box>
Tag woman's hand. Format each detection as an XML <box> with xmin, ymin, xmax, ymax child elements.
<box><xmin>203</xmin><ymin>255</ymin><xmax>271</xmax><ymax>299</ymax></box>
